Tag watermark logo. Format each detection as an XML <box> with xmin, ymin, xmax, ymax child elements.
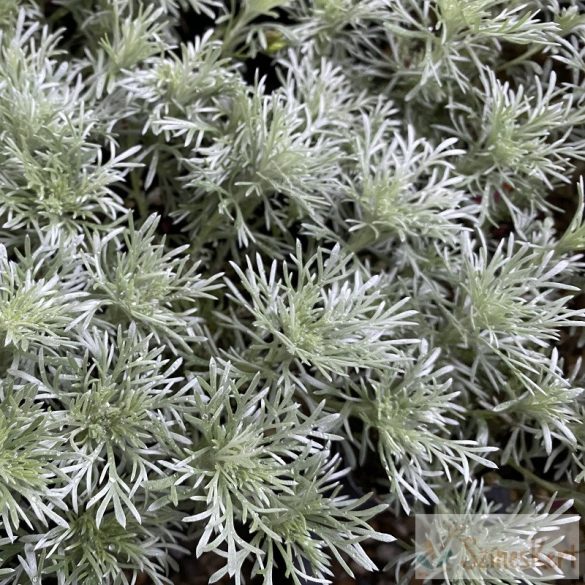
<box><xmin>414</xmin><ymin>514</ymin><xmax>580</xmax><ymax>581</ymax></box>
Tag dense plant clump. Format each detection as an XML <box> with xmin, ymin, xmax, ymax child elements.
<box><xmin>2</xmin><ymin>0</ymin><xmax>585</xmax><ymax>583</ymax></box>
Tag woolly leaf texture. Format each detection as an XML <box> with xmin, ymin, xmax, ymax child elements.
<box><xmin>1</xmin><ymin>1</ymin><xmax>585</xmax><ymax>584</ymax></box>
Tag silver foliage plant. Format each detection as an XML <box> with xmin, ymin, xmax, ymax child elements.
<box><xmin>1</xmin><ymin>1</ymin><xmax>585</xmax><ymax>584</ymax></box>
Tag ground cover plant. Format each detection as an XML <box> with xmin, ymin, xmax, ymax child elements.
<box><xmin>2</xmin><ymin>0</ymin><xmax>585</xmax><ymax>583</ymax></box>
